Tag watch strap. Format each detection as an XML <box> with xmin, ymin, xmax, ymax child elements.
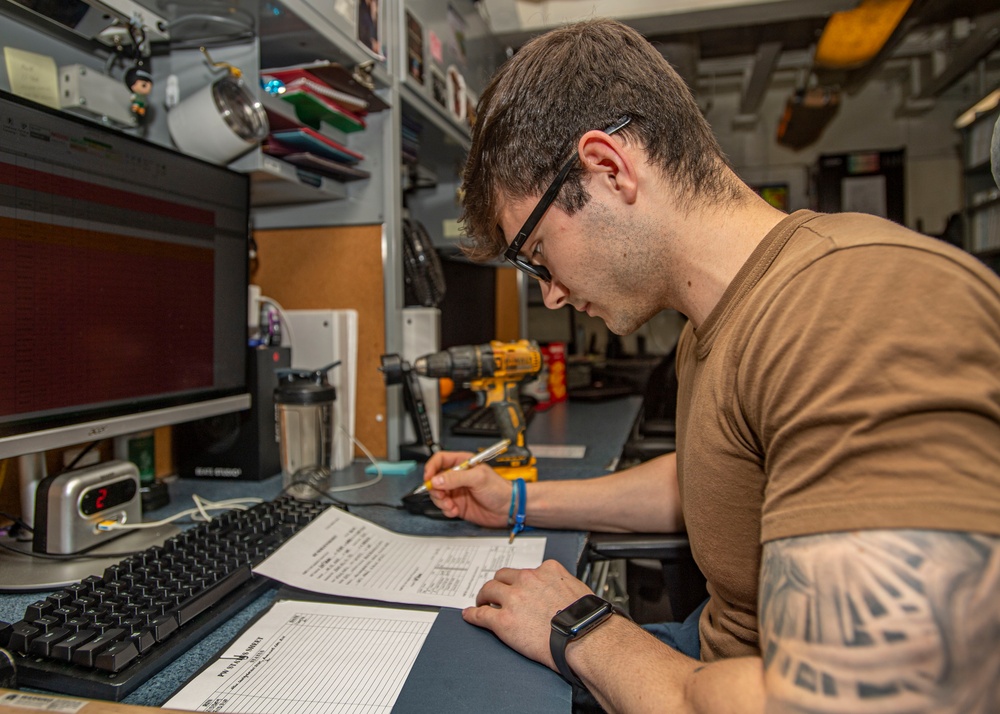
<box><xmin>550</xmin><ymin>626</ymin><xmax>585</xmax><ymax>688</ymax></box>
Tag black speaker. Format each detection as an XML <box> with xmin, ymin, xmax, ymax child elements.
<box><xmin>175</xmin><ymin>346</ymin><xmax>290</xmax><ymax>481</ymax></box>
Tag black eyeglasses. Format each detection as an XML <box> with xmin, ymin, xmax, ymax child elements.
<box><xmin>503</xmin><ymin>115</ymin><xmax>632</xmax><ymax>282</ymax></box>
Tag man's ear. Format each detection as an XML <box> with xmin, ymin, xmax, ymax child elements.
<box><xmin>577</xmin><ymin>130</ymin><xmax>639</xmax><ymax>205</ymax></box>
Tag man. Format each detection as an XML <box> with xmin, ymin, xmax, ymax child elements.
<box><xmin>423</xmin><ymin>17</ymin><xmax>1000</xmax><ymax>714</ymax></box>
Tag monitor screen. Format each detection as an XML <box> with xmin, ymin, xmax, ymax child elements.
<box><xmin>438</xmin><ymin>257</ymin><xmax>496</xmax><ymax>349</ymax></box>
<box><xmin>0</xmin><ymin>90</ymin><xmax>250</xmax><ymax>458</ymax></box>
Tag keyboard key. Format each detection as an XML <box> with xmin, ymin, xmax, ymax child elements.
<box><xmin>72</xmin><ymin>628</ymin><xmax>125</xmax><ymax>667</ymax></box>
<box><xmin>29</xmin><ymin>627</ymin><xmax>70</xmax><ymax>657</ymax></box>
<box><xmin>51</xmin><ymin>629</ymin><xmax>97</xmax><ymax>661</ymax></box>
<box><xmin>95</xmin><ymin>640</ymin><xmax>138</xmax><ymax>672</ymax></box>
<box><xmin>9</xmin><ymin>621</ymin><xmax>40</xmax><ymax>652</ymax></box>
<box><xmin>32</xmin><ymin>616</ymin><xmax>60</xmax><ymax>633</ymax></box>
<box><xmin>129</xmin><ymin>628</ymin><xmax>156</xmax><ymax>654</ymax></box>
<box><xmin>89</xmin><ymin>587</ymin><xmax>113</xmax><ymax>604</ymax></box>
<box><xmin>65</xmin><ymin>616</ymin><xmax>93</xmax><ymax>632</ymax></box>
<box><xmin>64</xmin><ymin>584</ymin><xmax>89</xmax><ymax>598</ymax></box>
<box><xmin>81</xmin><ymin>575</ymin><xmax>104</xmax><ymax>590</ymax></box>
<box><xmin>72</xmin><ymin>596</ymin><xmax>97</xmax><ymax>611</ymax></box>
<box><xmin>45</xmin><ymin>591</ymin><xmax>73</xmax><ymax>608</ymax></box>
<box><xmin>50</xmin><ymin>607</ymin><xmax>77</xmax><ymax>623</ymax></box>
<box><xmin>24</xmin><ymin>600</ymin><xmax>54</xmax><ymax>621</ymax></box>
<box><xmin>150</xmin><ymin>614</ymin><xmax>178</xmax><ymax>642</ymax></box>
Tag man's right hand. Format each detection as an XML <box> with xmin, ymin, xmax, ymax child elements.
<box><xmin>423</xmin><ymin>450</ymin><xmax>514</xmax><ymax>528</ymax></box>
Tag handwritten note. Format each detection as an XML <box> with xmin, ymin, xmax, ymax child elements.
<box><xmin>164</xmin><ymin>600</ymin><xmax>436</xmax><ymax>714</ymax></box>
<box><xmin>253</xmin><ymin>507</ymin><xmax>546</xmax><ymax>609</ymax></box>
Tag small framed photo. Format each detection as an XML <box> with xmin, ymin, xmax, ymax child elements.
<box><xmin>430</xmin><ymin>66</ymin><xmax>447</xmax><ymax>109</ymax></box>
<box><xmin>406</xmin><ymin>11</ymin><xmax>424</xmax><ymax>85</ymax></box>
<box><xmin>357</xmin><ymin>0</ymin><xmax>384</xmax><ymax>59</ymax></box>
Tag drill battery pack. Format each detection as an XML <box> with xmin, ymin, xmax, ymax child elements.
<box><xmin>493</xmin><ymin>461</ymin><xmax>538</xmax><ymax>482</ymax></box>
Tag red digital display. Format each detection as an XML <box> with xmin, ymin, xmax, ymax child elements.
<box><xmin>80</xmin><ymin>478</ymin><xmax>137</xmax><ymax>515</ymax></box>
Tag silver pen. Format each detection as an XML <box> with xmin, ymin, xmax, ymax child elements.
<box><xmin>411</xmin><ymin>438</ymin><xmax>512</xmax><ymax>495</ymax></box>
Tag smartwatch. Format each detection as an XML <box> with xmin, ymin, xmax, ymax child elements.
<box><xmin>549</xmin><ymin>594</ymin><xmax>617</xmax><ymax>688</ymax></box>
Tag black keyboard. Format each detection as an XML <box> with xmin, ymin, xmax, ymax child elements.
<box><xmin>0</xmin><ymin>496</ymin><xmax>330</xmax><ymax>702</ymax></box>
<box><xmin>451</xmin><ymin>399</ymin><xmax>536</xmax><ymax>436</ymax></box>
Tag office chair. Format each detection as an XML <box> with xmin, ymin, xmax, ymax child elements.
<box><xmin>620</xmin><ymin>343</ymin><xmax>678</xmax><ymax>462</ymax></box>
<box><xmin>589</xmin><ymin>342</ymin><xmax>707</xmax><ymax>625</ymax></box>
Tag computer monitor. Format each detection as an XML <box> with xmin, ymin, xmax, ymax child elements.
<box><xmin>0</xmin><ymin>90</ymin><xmax>251</xmax><ymax>460</ymax></box>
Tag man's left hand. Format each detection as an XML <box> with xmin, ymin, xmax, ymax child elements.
<box><xmin>463</xmin><ymin>559</ymin><xmax>593</xmax><ymax>670</ymax></box>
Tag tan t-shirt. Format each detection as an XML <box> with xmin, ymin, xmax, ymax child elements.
<box><xmin>675</xmin><ymin>210</ymin><xmax>1000</xmax><ymax>662</ymax></box>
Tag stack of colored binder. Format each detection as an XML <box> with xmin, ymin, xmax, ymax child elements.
<box><xmin>260</xmin><ymin>65</ymin><xmax>375</xmax><ymax>183</ymax></box>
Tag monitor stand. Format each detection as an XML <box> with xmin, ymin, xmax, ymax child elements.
<box><xmin>0</xmin><ymin>524</ymin><xmax>178</xmax><ymax>592</ymax></box>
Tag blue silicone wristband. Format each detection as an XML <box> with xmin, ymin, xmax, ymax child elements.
<box><xmin>511</xmin><ymin>478</ymin><xmax>526</xmax><ymax>538</ymax></box>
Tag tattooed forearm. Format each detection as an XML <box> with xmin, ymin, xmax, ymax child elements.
<box><xmin>759</xmin><ymin>529</ymin><xmax>1000</xmax><ymax>714</ymax></box>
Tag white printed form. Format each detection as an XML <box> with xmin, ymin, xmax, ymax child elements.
<box><xmin>253</xmin><ymin>507</ymin><xmax>546</xmax><ymax>609</ymax></box>
<box><xmin>164</xmin><ymin>600</ymin><xmax>436</xmax><ymax>714</ymax></box>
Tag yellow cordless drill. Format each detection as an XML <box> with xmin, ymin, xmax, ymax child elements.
<box><xmin>413</xmin><ymin>339</ymin><xmax>542</xmax><ymax>481</ymax></box>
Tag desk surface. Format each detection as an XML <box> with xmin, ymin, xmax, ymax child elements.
<box><xmin>445</xmin><ymin>395</ymin><xmax>643</xmax><ymax>474</ymax></box>
<box><xmin>0</xmin><ymin>396</ymin><xmax>643</xmax><ymax>713</ymax></box>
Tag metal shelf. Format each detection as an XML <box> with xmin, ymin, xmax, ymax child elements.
<box><xmin>401</xmin><ymin>82</ymin><xmax>471</xmax><ymax>155</ymax></box>
<box><xmin>243</xmin><ymin>151</ymin><xmax>350</xmax><ymax>206</ymax></box>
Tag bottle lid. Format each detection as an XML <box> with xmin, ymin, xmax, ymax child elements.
<box><xmin>274</xmin><ymin>361</ymin><xmax>339</xmax><ymax>405</ymax></box>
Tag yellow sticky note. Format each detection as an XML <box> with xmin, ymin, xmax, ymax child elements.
<box><xmin>4</xmin><ymin>47</ymin><xmax>60</xmax><ymax>109</ymax></box>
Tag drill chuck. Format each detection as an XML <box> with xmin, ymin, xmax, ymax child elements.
<box><xmin>413</xmin><ymin>344</ymin><xmax>492</xmax><ymax>381</ymax></box>
<box><xmin>413</xmin><ymin>341</ymin><xmax>542</xmax><ymax>383</ymax></box>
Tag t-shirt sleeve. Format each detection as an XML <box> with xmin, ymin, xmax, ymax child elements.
<box><xmin>740</xmin><ymin>244</ymin><xmax>1000</xmax><ymax>542</ymax></box>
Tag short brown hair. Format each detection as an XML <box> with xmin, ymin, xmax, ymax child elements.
<box><xmin>460</xmin><ymin>18</ymin><xmax>733</xmax><ymax>261</ymax></box>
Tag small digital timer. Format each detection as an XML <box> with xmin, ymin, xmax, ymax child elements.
<box><xmin>79</xmin><ymin>478</ymin><xmax>138</xmax><ymax>516</ymax></box>
<box><xmin>33</xmin><ymin>460</ymin><xmax>142</xmax><ymax>555</ymax></box>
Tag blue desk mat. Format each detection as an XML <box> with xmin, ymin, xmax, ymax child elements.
<box><xmin>394</xmin><ymin>607</ymin><xmax>570</xmax><ymax>713</ymax></box>
<box><xmin>392</xmin><ymin>532</ymin><xmax>576</xmax><ymax>713</ymax></box>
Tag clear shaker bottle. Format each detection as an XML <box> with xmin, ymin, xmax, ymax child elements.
<box><xmin>273</xmin><ymin>362</ymin><xmax>339</xmax><ymax>498</ymax></box>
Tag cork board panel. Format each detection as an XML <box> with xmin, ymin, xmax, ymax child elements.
<box><xmin>252</xmin><ymin>225</ymin><xmax>387</xmax><ymax>458</ymax></box>
<box><xmin>494</xmin><ymin>266</ymin><xmax>521</xmax><ymax>342</ymax></box>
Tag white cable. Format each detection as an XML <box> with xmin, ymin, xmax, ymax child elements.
<box><xmin>323</xmin><ymin>426</ymin><xmax>382</xmax><ymax>493</ymax></box>
<box><xmin>101</xmin><ymin>430</ymin><xmax>385</xmax><ymax>530</ymax></box>
<box><xmin>98</xmin><ymin>496</ymin><xmax>262</xmax><ymax>530</ymax></box>
<box><xmin>192</xmin><ymin>494</ymin><xmax>214</xmax><ymax>522</ymax></box>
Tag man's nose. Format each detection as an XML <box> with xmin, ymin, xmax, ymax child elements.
<box><xmin>541</xmin><ymin>279</ymin><xmax>568</xmax><ymax>309</ymax></box>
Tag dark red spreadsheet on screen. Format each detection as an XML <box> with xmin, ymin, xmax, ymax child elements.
<box><xmin>0</xmin><ymin>161</ymin><xmax>216</xmax><ymax>419</ymax></box>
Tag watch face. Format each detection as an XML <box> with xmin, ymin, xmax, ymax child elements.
<box><xmin>552</xmin><ymin>594</ymin><xmax>614</xmax><ymax>637</ymax></box>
